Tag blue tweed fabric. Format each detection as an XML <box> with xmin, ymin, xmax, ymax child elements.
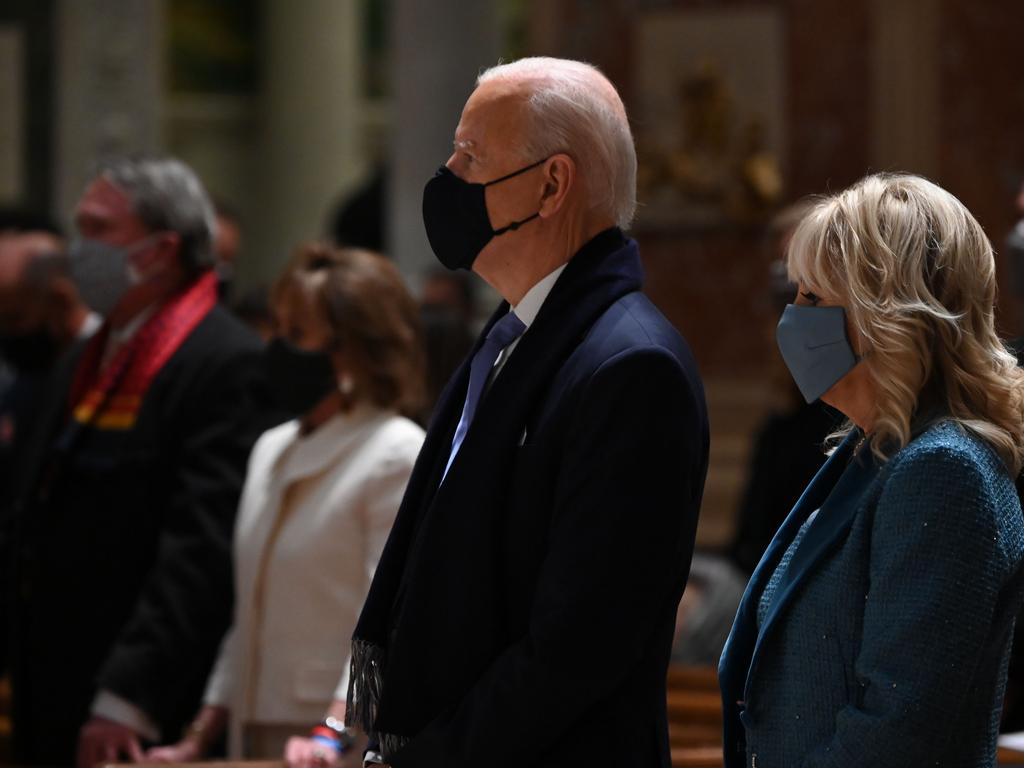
<box><xmin>757</xmin><ymin>510</ymin><xmax>818</xmax><ymax>629</ymax></box>
<box><xmin>719</xmin><ymin>421</ymin><xmax>1024</xmax><ymax>767</ymax></box>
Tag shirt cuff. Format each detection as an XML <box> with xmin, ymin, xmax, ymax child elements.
<box><xmin>91</xmin><ymin>689</ymin><xmax>161</xmax><ymax>742</ymax></box>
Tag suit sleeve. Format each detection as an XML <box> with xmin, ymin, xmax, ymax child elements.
<box><xmin>391</xmin><ymin>348</ymin><xmax>707</xmax><ymax>766</ymax></box>
<box><xmin>95</xmin><ymin>344</ymin><xmax>269</xmax><ymax>729</ymax></box>
<box><xmin>800</xmin><ymin>444</ymin><xmax>1014</xmax><ymax>767</ymax></box>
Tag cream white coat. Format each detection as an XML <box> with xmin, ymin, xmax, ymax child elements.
<box><xmin>203</xmin><ymin>406</ymin><xmax>424</xmax><ymax>757</ymax></box>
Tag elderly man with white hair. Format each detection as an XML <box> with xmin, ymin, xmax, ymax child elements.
<box><xmin>289</xmin><ymin>57</ymin><xmax>709</xmax><ymax>768</ymax></box>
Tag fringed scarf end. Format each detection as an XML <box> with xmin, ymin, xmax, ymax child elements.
<box><xmin>345</xmin><ymin>638</ymin><xmax>388</xmax><ymax>733</ymax></box>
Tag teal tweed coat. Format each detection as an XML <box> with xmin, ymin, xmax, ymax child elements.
<box><xmin>719</xmin><ymin>421</ymin><xmax>1024</xmax><ymax>767</ymax></box>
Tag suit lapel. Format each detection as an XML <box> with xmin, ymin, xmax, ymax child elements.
<box><xmin>436</xmin><ymin>235</ymin><xmax>642</xmax><ymax>497</ymax></box>
<box><xmin>740</xmin><ymin>431</ymin><xmax>881</xmax><ymax>700</ymax></box>
<box><xmin>352</xmin><ymin>230</ymin><xmax>642</xmax><ymax>655</ymax></box>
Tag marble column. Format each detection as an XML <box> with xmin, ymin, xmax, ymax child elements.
<box><xmin>53</xmin><ymin>0</ymin><xmax>162</xmax><ymax>222</ymax></box>
<box><xmin>249</xmin><ymin>0</ymin><xmax>362</xmax><ymax>284</ymax></box>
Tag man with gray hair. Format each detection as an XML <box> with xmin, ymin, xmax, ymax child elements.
<box><xmin>319</xmin><ymin>57</ymin><xmax>709</xmax><ymax>768</ymax></box>
<box><xmin>7</xmin><ymin>156</ymin><xmax>273</xmax><ymax>766</ymax></box>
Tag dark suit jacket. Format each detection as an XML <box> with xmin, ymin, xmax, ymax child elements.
<box><xmin>719</xmin><ymin>423</ymin><xmax>1024</xmax><ymax>768</ymax></box>
<box><xmin>356</xmin><ymin>229</ymin><xmax>710</xmax><ymax>768</ymax></box>
<box><xmin>8</xmin><ymin>303</ymin><xmax>273</xmax><ymax>765</ymax></box>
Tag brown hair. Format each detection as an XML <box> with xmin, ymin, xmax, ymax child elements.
<box><xmin>272</xmin><ymin>242</ymin><xmax>426</xmax><ymax>417</ymax></box>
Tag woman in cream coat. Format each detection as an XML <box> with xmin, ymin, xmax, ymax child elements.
<box><xmin>147</xmin><ymin>243</ymin><xmax>425</xmax><ymax>764</ymax></box>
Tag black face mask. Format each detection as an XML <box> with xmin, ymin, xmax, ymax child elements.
<box><xmin>0</xmin><ymin>328</ymin><xmax>58</xmax><ymax>373</ymax></box>
<box><xmin>422</xmin><ymin>158</ymin><xmax>547</xmax><ymax>271</ymax></box>
<box><xmin>265</xmin><ymin>337</ymin><xmax>337</xmax><ymax>416</ymax></box>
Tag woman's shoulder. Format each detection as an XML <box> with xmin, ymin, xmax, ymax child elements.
<box><xmin>896</xmin><ymin>420</ymin><xmax>1007</xmax><ymax>482</ymax></box>
<box><xmin>250</xmin><ymin>418</ymin><xmax>301</xmax><ymax>463</ymax></box>
<box><xmin>883</xmin><ymin>420</ymin><xmax>1022</xmax><ymax>532</ymax></box>
<box><xmin>361</xmin><ymin>412</ymin><xmax>426</xmax><ymax>461</ymax></box>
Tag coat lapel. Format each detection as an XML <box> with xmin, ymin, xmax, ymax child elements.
<box><xmin>738</xmin><ymin>430</ymin><xmax>882</xmax><ymax>700</ymax></box>
<box><xmin>719</xmin><ymin>430</ymin><xmax>867</xmax><ymax>706</ymax></box>
<box><xmin>433</xmin><ymin>230</ymin><xmax>642</xmax><ymax>497</ymax></box>
<box><xmin>350</xmin><ymin>229</ymin><xmax>647</xmax><ymax>740</ymax></box>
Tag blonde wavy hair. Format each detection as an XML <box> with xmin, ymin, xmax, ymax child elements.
<box><xmin>787</xmin><ymin>173</ymin><xmax>1024</xmax><ymax>474</ymax></box>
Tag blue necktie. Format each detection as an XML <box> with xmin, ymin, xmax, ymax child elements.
<box><xmin>443</xmin><ymin>310</ymin><xmax>527</xmax><ymax>480</ymax></box>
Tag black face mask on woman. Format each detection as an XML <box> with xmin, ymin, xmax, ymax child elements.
<box><xmin>265</xmin><ymin>337</ymin><xmax>337</xmax><ymax>416</ymax></box>
<box><xmin>421</xmin><ymin>158</ymin><xmax>547</xmax><ymax>271</ymax></box>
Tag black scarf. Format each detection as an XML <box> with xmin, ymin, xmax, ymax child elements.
<box><xmin>346</xmin><ymin>228</ymin><xmax>643</xmax><ymax>757</ymax></box>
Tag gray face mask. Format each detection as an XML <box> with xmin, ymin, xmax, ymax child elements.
<box><xmin>776</xmin><ymin>303</ymin><xmax>859</xmax><ymax>403</ymax></box>
<box><xmin>68</xmin><ymin>236</ymin><xmax>153</xmax><ymax>318</ymax></box>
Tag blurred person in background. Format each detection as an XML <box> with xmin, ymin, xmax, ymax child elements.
<box><xmin>0</xmin><ymin>229</ymin><xmax>100</xmax><ymax>492</ymax></box>
<box><xmin>999</xmin><ymin>177</ymin><xmax>1024</xmax><ymax>731</ymax></box>
<box><xmin>1004</xmin><ymin>180</ymin><xmax>1024</xmax><ymax>321</ymax></box>
<box><xmin>728</xmin><ymin>201</ymin><xmax>837</xmax><ymax>575</ymax></box>
<box><xmin>329</xmin><ymin>163</ymin><xmax>388</xmax><ymax>255</ymax></box>
<box><xmin>720</xmin><ymin>173</ymin><xmax>1024</xmax><ymax>767</ymax></box>
<box><xmin>0</xmin><ymin>229</ymin><xmax>99</xmax><ymax>673</ymax></box>
<box><xmin>420</xmin><ymin>267</ymin><xmax>476</xmax><ymax>328</ymax></box>
<box><xmin>145</xmin><ymin>243</ymin><xmax>425</xmax><ymax>766</ymax></box>
<box><xmin>670</xmin><ymin>553</ymin><xmax>747</xmax><ymax>667</ymax></box>
<box><xmin>0</xmin><ymin>210</ymin><xmax>71</xmax><ymax>397</ymax></box>
<box><xmin>418</xmin><ymin>268</ymin><xmax>476</xmax><ymax>424</ymax></box>
<box><xmin>231</xmin><ymin>284</ymin><xmax>275</xmax><ymax>342</ymax></box>
<box><xmin>212</xmin><ymin>198</ymin><xmax>242</xmax><ymax>302</ymax></box>
<box><xmin>6</xmin><ymin>155</ymin><xmax>274</xmax><ymax>767</ymax></box>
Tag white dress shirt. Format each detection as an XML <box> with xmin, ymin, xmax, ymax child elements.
<box><xmin>491</xmin><ymin>263</ymin><xmax>567</xmax><ymax>380</ymax></box>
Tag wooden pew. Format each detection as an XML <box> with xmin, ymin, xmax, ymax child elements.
<box><xmin>70</xmin><ymin>661</ymin><xmax>1024</xmax><ymax>768</ymax></box>
<box><xmin>667</xmin><ymin>664</ymin><xmax>723</xmax><ymax>767</ymax></box>
<box><xmin>0</xmin><ymin>676</ymin><xmax>11</xmax><ymax>763</ymax></box>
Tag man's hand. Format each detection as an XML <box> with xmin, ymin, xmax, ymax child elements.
<box><xmin>77</xmin><ymin>716</ymin><xmax>144</xmax><ymax>768</ymax></box>
<box><xmin>285</xmin><ymin>735</ymin><xmax>341</xmax><ymax>768</ymax></box>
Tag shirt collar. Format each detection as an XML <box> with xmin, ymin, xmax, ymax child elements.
<box><xmin>511</xmin><ymin>263</ymin><xmax>567</xmax><ymax>330</ymax></box>
<box><xmin>78</xmin><ymin>311</ymin><xmax>103</xmax><ymax>340</ymax></box>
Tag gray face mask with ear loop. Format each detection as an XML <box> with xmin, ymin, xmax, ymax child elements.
<box><xmin>776</xmin><ymin>303</ymin><xmax>860</xmax><ymax>403</ymax></box>
<box><xmin>67</xmin><ymin>234</ymin><xmax>162</xmax><ymax>319</ymax></box>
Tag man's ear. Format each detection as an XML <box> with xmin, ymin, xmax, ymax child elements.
<box><xmin>133</xmin><ymin>231</ymin><xmax>182</xmax><ymax>279</ymax></box>
<box><xmin>154</xmin><ymin>231</ymin><xmax>182</xmax><ymax>268</ymax></box>
<box><xmin>537</xmin><ymin>154</ymin><xmax>576</xmax><ymax>219</ymax></box>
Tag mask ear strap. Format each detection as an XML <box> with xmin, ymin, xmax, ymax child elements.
<box><xmin>483</xmin><ymin>157</ymin><xmax>548</xmax><ymax>187</ymax></box>
<box><xmin>492</xmin><ymin>212</ymin><xmax>541</xmax><ymax>237</ymax></box>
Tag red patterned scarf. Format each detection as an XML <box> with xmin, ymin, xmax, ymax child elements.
<box><xmin>68</xmin><ymin>272</ymin><xmax>219</xmax><ymax>430</ymax></box>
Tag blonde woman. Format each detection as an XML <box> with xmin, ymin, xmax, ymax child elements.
<box><xmin>146</xmin><ymin>244</ymin><xmax>425</xmax><ymax>764</ymax></box>
<box><xmin>720</xmin><ymin>174</ymin><xmax>1024</xmax><ymax>767</ymax></box>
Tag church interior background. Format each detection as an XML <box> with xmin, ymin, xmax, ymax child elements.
<box><xmin>3</xmin><ymin>0</ymin><xmax>1024</xmax><ymax>549</ymax></box>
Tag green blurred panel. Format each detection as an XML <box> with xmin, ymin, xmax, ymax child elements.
<box><xmin>166</xmin><ymin>0</ymin><xmax>260</xmax><ymax>94</ymax></box>
<box><xmin>362</xmin><ymin>0</ymin><xmax>391</xmax><ymax>100</ymax></box>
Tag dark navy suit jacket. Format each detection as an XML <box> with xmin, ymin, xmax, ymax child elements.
<box><xmin>354</xmin><ymin>229</ymin><xmax>710</xmax><ymax>768</ymax></box>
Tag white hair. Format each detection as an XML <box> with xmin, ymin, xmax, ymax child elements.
<box><xmin>477</xmin><ymin>57</ymin><xmax>637</xmax><ymax>230</ymax></box>
<box><xmin>99</xmin><ymin>155</ymin><xmax>216</xmax><ymax>277</ymax></box>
